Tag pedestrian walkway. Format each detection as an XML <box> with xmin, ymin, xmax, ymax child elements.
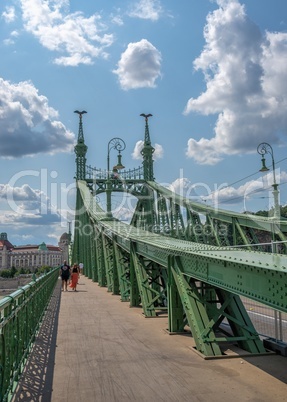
<box><xmin>13</xmin><ymin>276</ymin><xmax>287</xmax><ymax>402</ymax></box>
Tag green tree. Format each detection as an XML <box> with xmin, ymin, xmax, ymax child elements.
<box><xmin>0</xmin><ymin>269</ymin><xmax>12</xmax><ymax>278</ymax></box>
<box><xmin>10</xmin><ymin>266</ymin><xmax>17</xmax><ymax>278</ymax></box>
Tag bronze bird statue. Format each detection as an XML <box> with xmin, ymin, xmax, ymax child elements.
<box><xmin>74</xmin><ymin>110</ymin><xmax>87</xmax><ymax>116</ymax></box>
<box><xmin>140</xmin><ymin>113</ymin><xmax>152</xmax><ymax>122</ymax></box>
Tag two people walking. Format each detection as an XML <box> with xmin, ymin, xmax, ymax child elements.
<box><xmin>60</xmin><ymin>261</ymin><xmax>80</xmax><ymax>292</ymax></box>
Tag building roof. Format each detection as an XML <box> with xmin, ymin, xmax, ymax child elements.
<box><xmin>60</xmin><ymin>232</ymin><xmax>70</xmax><ymax>242</ymax></box>
<box><xmin>0</xmin><ymin>239</ymin><xmax>14</xmax><ymax>251</ymax></box>
<box><xmin>38</xmin><ymin>242</ymin><xmax>48</xmax><ymax>251</ymax></box>
<box><xmin>0</xmin><ymin>232</ymin><xmax>63</xmax><ymax>252</ymax></box>
<box><xmin>12</xmin><ymin>244</ymin><xmax>62</xmax><ymax>252</ymax></box>
<box><xmin>47</xmin><ymin>245</ymin><xmax>62</xmax><ymax>251</ymax></box>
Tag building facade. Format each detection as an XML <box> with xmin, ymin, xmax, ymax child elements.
<box><xmin>0</xmin><ymin>232</ymin><xmax>69</xmax><ymax>271</ymax></box>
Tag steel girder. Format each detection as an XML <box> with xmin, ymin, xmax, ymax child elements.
<box><xmin>89</xmin><ymin>223</ymin><xmax>97</xmax><ymax>282</ymax></box>
<box><xmin>169</xmin><ymin>201</ymin><xmax>185</xmax><ymax>239</ymax></box>
<box><xmin>94</xmin><ymin>231</ymin><xmax>130</xmax><ymax>298</ymax></box>
<box><xmin>76</xmin><ymin>180</ymin><xmax>287</xmax><ymax>312</ymax></box>
<box><xmin>90</xmin><ymin>177</ymin><xmax>287</xmax><ymax>250</ymax></box>
<box><xmin>147</xmin><ymin>181</ymin><xmax>287</xmax><ymax>248</ymax></box>
<box><xmin>205</xmin><ymin>215</ymin><xmax>230</xmax><ymax>247</ymax></box>
<box><xmin>101</xmin><ymin>235</ymin><xmax>114</xmax><ymax>292</ymax></box>
<box><xmin>72</xmin><ymin>187</ymin><xmax>82</xmax><ymax>265</ymax></box>
<box><xmin>83</xmin><ymin>212</ymin><xmax>93</xmax><ymax>280</ymax></box>
<box><xmin>73</xmin><ymin>180</ymin><xmax>287</xmax><ymax>357</ymax></box>
<box><xmin>76</xmin><ymin>212</ymin><xmax>266</xmax><ymax>355</ymax></box>
<box><xmin>88</xmin><ymin>178</ymin><xmax>146</xmax><ymax>198</ymax></box>
<box><xmin>113</xmin><ymin>245</ymin><xmax>130</xmax><ymax>301</ymax></box>
<box><xmin>155</xmin><ymin>193</ymin><xmax>170</xmax><ymax>232</ymax></box>
<box><xmin>130</xmin><ymin>242</ymin><xmax>167</xmax><ymax>317</ymax></box>
<box><xmin>82</xmin><ymin>210</ymin><xmax>92</xmax><ymax>280</ymax></box>
<box><xmin>72</xmin><ymin>189</ymin><xmax>95</xmax><ymax>278</ymax></box>
<box><xmin>168</xmin><ymin>256</ymin><xmax>266</xmax><ymax>356</ymax></box>
<box><xmin>97</xmin><ymin>230</ymin><xmax>106</xmax><ymax>287</ymax></box>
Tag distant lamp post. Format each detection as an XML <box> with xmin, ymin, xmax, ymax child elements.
<box><xmin>106</xmin><ymin>137</ymin><xmax>126</xmax><ymax>218</ymax></box>
<box><xmin>257</xmin><ymin>142</ymin><xmax>280</xmax><ymax>219</ymax></box>
<box><xmin>67</xmin><ymin>221</ymin><xmax>72</xmax><ymax>265</ymax></box>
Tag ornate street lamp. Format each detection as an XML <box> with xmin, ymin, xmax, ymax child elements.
<box><xmin>257</xmin><ymin>142</ymin><xmax>280</xmax><ymax>219</ymax></box>
<box><xmin>106</xmin><ymin>138</ymin><xmax>126</xmax><ymax>218</ymax></box>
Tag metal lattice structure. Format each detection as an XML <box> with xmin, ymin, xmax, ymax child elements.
<box><xmin>71</xmin><ymin>113</ymin><xmax>287</xmax><ymax>357</ymax></box>
<box><xmin>74</xmin><ymin>110</ymin><xmax>88</xmax><ymax>180</ymax></box>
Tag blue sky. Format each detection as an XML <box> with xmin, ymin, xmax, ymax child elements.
<box><xmin>0</xmin><ymin>0</ymin><xmax>287</xmax><ymax>246</ymax></box>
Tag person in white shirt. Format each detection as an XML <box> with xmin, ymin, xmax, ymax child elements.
<box><xmin>79</xmin><ymin>262</ymin><xmax>84</xmax><ymax>275</ymax></box>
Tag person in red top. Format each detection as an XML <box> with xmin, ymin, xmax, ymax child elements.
<box><xmin>69</xmin><ymin>264</ymin><xmax>79</xmax><ymax>291</ymax></box>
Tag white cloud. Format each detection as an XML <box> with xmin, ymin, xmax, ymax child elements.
<box><xmin>154</xmin><ymin>143</ymin><xmax>163</xmax><ymax>159</ymax></box>
<box><xmin>204</xmin><ymin>169</ymin><xmax>287</xmax><ymax>209</ymax></box>
<box><xmin>110</xmin><ymin>13</ymin><xmax>124</xmax><ymax>26</ymax></box>
<box><xmin>114</xmin><ymin>205</ymin><xmax>134</xmax><ymax>222</ymax></box>
<box><xmin>132</xmin><ymin>140</ymin><xmax>163</xmax><ymax>160</ymax></box>
<box><xmin>184</xmin><ymin>0</ymin><xmax>287</xmax><ymax>165</ymax></box>
<box><xmin>132</xmin><ymin>141</ymin><xmax>143</xmax><ymax>159</ymax></box>
<box><xmin>0</xmin><ymin>180</ymin><xmax>74</xmax><ymax>245</ymax></box>
<box><xmin>0</xmin><ymin>182</ymin><xmax>60</xmax><ymax>220</ymax></box>
<box><xmin>2</xmin><ymin>6</ymin><xmax>16</xmax><ymax>23</ymax></box>
<box><xmin>205</xmin><ymin>178</ymin><xmax>263</xmax><ymax>206</ymax></box>
<box><xmin>0</xmin><ymin>78</ymin><xmax>75</xmax><ymax>157</ymax></box>
<box><xmin>20</xmin><ymin>0</ymin><xmax>114</xmax><ymax>66</ymax></box>
<box><xmin>128</xmin><ymin>0</ymin><xmax>163</xmax><ymax>21</ymax></box>
<box><xmin>3</xmin><ymin>38</ymin><xmax>15</xmax><ymax>46</ymax></box>
<box><xmin>167</xmin><ymin>178</ymin><xmax>193</xmax><ymax>197</ymax></box>
<box><xmin>113</xmin><ymin>39</ymin><xmax>162</xmax><ymax>90</ymax></box>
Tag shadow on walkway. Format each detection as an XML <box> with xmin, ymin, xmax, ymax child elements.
<box><xmin>12</xmin><ymin>281</ymin><xmax>61</xmax><ymax>402</ymax></box>
<box><xmin>11</xmin><ymin>277</ymin><xmax>287</xmax><ymax>402</ymax></box>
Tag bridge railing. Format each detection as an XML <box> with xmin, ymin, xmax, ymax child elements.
<box><xmin>86</xmin><ymin>165</ymin><xmax>144</xmax><ymax>180</ymax></box>
<box><xmin>0</xmin><ymin>267</ymin><xmax>59</xmax><ymax>402</ymax></box>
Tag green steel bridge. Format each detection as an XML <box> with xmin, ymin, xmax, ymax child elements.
<box><xmin>1</xmin><ymin>111</ymin><xmax>287</xmax><ymax>401</ymax></box>
<box><xmin>71</xmin><ymin>111</ymin><xmax>287</xmax><ymax>358</ymax></box>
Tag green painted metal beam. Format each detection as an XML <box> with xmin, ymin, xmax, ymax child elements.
<box><xmin>147</xmin><ymin>181</ymin><xmax>287</xmax><ymax>235</ymax></box>
<box><xmin>101</xmin><ymin>236</ymin><xmax>114</xmax><ymax>292</ymax></box>
<box><xmin>169</xmin><ymin>256</ymin><xmax>222</xmax><ymax>356</ymax></box>
<box><xmin>74</xmin><ymin>180</ymin><xmax>287</xmax><ymax>357</ymax></box>
<box><xmin>77</xmin><ymin>180</ymin><xmax>287</xmax><ymax>313</ymax></box>
<box><xmin>130</xmin><ymin>242</ymin><xmax>157</xmax><ymax>317</ymax></box>
<box><xmin>167</xmin><ymin>258</ymin><xmax>185</xmax><ymax>333</ymax></box>
<box><xmin>113</xmin><ymin>245</ymin><xmax>130</xmax><ymax>301</ymax></box>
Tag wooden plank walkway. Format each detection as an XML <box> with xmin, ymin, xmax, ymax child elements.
<box><xmin>12</xmin><ymin>276</ymin><xmax>287</xmax><ymax>402</ymax></box>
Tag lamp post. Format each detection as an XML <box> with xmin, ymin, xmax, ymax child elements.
<box><xmin>257</xmin><ymin>142</ymin><xmax>280</xmax><ymax>219</ymax></box>
<box><xmin>106</xmin><ymin>137</ymin><xmax>126</xmax><ymax>219</ymax></box>
<box><xmin>67</xmin><ymin>221</ymin><xmax>72</xmax><ymax>265</ymax></box>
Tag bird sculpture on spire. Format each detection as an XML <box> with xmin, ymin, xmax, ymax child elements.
<box><xmin>74</xmin><ymin>110</ymin><xmax>87</xmax><ymax>117</ymax></box>
<box><xmin>140</xmin><ymin>113</ymin><xmax>152</xmax><ymax>122</ymax></box>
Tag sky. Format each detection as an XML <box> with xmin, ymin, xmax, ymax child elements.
<box><xmin>0</xmin><ymin>0</ymin><xmax>287</xmax><ymax>247</ymax></box>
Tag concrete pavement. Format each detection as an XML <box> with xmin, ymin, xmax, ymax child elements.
<box><xmin>13</xmin><ymin>275</ymin><xmax>287</xmax><ymax>402</ymax></box>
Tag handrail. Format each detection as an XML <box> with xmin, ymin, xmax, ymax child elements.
<box><xmin>86</xmin><ymin>164</ymin><xmax>144</xmax><ymax>180</ymax></box>
<box><xmin>0</xmin><ymin>267</ymin><xmax>59</xmax><ymax>402</ymax></box>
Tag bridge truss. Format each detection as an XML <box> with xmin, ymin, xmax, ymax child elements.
<box><xmin>71</xmin><ymin>113</ymin><xmax>287</xmax><ymax>357</ymax></box>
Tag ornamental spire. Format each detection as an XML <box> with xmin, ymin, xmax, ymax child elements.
<box><xmin>140</xmin><ymin>113</ymin><xmax>155</xmax><ymax>181</ymax></box>
<box><xmin>74</xmin><ymin>110</ymin><xmax>88</xmax><ymax>180</ymax></box>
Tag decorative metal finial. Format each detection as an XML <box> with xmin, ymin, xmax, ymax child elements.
<box><xmin>140</xmin><ymin>113</ymin><xmax>153</xmax><ymax>122</ymax></box>
<box><xmin>74</xmin><ymin>110</ymin><xmax>87</xmax><ymax>117</ymax></box>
